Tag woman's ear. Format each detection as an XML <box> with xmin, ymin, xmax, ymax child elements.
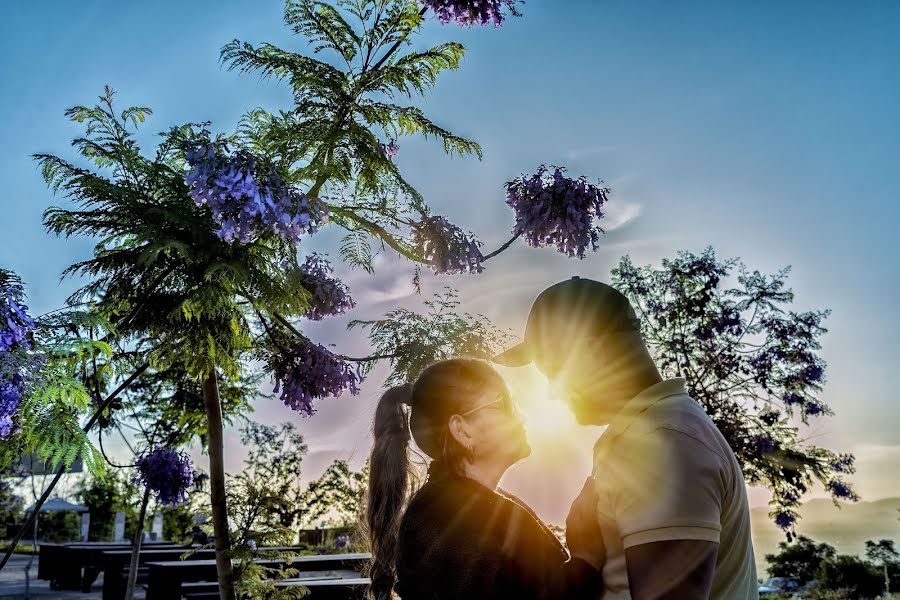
<box><xmin>447</xmin><ymin>414</ymin><xmax>472</xmax><ymax>450</ymax></box>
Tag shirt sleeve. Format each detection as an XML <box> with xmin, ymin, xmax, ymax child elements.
<box><xmin>608</xmin><ymin>427</ymin><xmax>726</xmax><ymax>549</ymax></box>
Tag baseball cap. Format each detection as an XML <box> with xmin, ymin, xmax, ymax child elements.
<box><xmin>493</xmin><ymin>276</ymin><xmax>640</xmax><ymax>367</ymax></box>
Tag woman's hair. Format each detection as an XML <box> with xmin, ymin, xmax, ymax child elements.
<box><xmin>366</xmin><ymin>357</ymin><xmax>507</xmax><ymax>600</ymax></box>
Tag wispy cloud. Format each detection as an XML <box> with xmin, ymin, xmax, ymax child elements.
<box><xmin>565</xmin><ymin>144</ymin><xmax>617</xmax><ymax>161</ymax></box>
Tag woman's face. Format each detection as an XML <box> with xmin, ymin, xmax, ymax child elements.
<box><xmin>462</xmin><ymin>387</ymin><xmax>531</xmax><ymax>466</ymax></box>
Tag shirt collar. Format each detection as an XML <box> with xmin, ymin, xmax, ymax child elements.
<box><xmin>600</xmin><ymin>378</ymin><xmax>687</xmax><ymax>443</ymax></box>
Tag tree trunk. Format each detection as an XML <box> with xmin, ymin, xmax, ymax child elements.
<box><xmin>203</xmin><ymin>371</ymin><xmax>236</xmax><ymax>600</ymax></box>
<box><xmin>123</xmin><ymin>488</ymin><xmax>151</xmax><ymax>600</ymax></box>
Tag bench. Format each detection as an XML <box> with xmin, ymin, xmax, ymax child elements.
<box><xmin>100</xmin><ymin>546</ymin><xmax>311</xmax><ymax>600</ymax></box>
<box><xmin>180</xmin><ymin>576</ymin><xmax>370</xmax><ymax>600</ymax></box>
<box><xmin>145</xmin><ymin>553</ymin><xmax>370</xmax><ymax>600</ymax></box>
<box><xmin>38</xmin><ymin>541</ymin><xmax>184</xmax><ymax>591</ymax></box>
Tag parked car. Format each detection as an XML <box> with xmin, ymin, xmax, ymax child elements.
<box><xmin>759</xmin><ymin>577</ymin><xmax>801</xmax><ymax>596</ymax></box>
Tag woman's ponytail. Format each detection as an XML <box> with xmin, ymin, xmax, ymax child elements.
<box><xmin>366</xmin><ymin>384</ymin><xmax>415</xmax><ymax>600</ymax></box>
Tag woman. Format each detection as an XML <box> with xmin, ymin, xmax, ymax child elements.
<box><xmin>366</xmin><ymin>357</ymin><xmax>603</xmax><ymax>600</ymax></box>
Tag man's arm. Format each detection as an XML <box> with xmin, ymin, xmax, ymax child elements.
<box><xmin>625</xmin><ymin>540</ymin><xmax>718</xmax><ymax>599</ymax></box>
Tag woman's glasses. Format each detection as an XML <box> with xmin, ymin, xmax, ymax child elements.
<box><xmin>460</xmin><ymin>393</ymin><xmax>520</xmax><ymax>419</ymax></box>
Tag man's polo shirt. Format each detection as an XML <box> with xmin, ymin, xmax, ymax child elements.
<box><xmin>591</xmin><ymin>378</ymin><xmax>758</xmax><ymax>599</ymax></box>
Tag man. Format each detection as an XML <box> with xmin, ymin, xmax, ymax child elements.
<box><xmin>494</xmin><ymin>277</ymin><xmax>758</xmax><ymax>599</ymax></box>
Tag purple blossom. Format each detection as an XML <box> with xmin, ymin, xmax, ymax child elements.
<box><xmin>411</xmin><ymin>216</ymin><xmax>484</xmax><ymax>275</ymax></box>
<box><xmin>334</xmin><ymin>534</ymin><xmax>349</xmax><ymax>549</ymax></box>
<box><xmin>1</xmin><ymin>284</ymin><xmax>34</xmax><ymax>353</ymax></box>
<box><xmin>831</xmin><ymin>454</ymin><xmax>855</xmax><ymax>475</ymax></box>
<box><xmin>1</xmin><ymin>285</ymin><xmax>35</xmax><ymax>440</ymax></box>
<box><xmin>297</xmin><ymin>254</ymin><xmax>355</xmax><ymax>320</ymax></box>
<box><xmin>184</xmin><ymin>141</ymin><xmax>327</xmax><ymax>245</ymax></box>
<box><xmin>752</xmin><ymin>435</ymin><xmax>777</xmax><ymax>454</ymax></box>
<box><xmin>505</xmin><ymin>165</ymin><xmax>609</xmax><ymax>258</ymax></box>
<box><xmin>0</xmin><ymin>373</ymin><xmax>25</xmax><ymax>439</ymax></box>
<box><xmin>826</xmin><ymin>479</ymin><xmax>858</xmax><ymax>501</ymax></box>
<box><xmin>774</xmin><ymin>510</ymin><xmax>796</xmax><ymax>531</ymax></box>
<box><xmin>423</xmin><ymin>0</ymin><xmax>520</xmax><ymax>26</ymax></box>
<box><xmin>135</xmin><ymin>446</ymin><xmax>195</xmax><ymax>506</ymax></box>
<box><xmin>380</xmin><ymin>139</ymin><xmax>399</xmax><ymax>160</ymax></box>
<box><xmin>270</xmin><ymin>337</ymin><xmax>363</xmax><ymax>416</ymax></box>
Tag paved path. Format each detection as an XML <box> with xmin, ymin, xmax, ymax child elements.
<box><xmin>0</xmin><ymin>554</ymin><xmax>143</xmax><ymax>600</ymax></box>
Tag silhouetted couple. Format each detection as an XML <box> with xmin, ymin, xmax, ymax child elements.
<box><xmin>366</xmin><ymin>277</ymin><xmax>758</xmax><ymax>599</ymax></box>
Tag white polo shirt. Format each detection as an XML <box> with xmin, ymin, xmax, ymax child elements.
<box><xmin>591</xmin><ymin>378</ymin><xmax>758</xmax><ymax>599</ymax></box>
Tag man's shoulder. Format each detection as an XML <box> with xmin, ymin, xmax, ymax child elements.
<box><xmin>604</xmin><ymin>398</ymin><xmax>732</xmax><ymax>470</ymax></box>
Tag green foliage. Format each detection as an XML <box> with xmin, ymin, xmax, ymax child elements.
<box><xmin>76</xmin><ymin>470</ymin><xmax>133</xmax><ymax>541</ymax></box>
<box><xmin>612</xmin><ymin>248</ymin><xmax>853</xmax><ymax>529</ymax></box>
<box><xmin>766</xmin><ymin>535</ymin><xmax>837</xmax><ymax>584</ymax></box>
<box><xmin>349</xmin><ymin>288</ymin><xmax>512</xmax><ymax>384</ymax></box>
<box><xmin>120</xmin><ymin>361</ymin><xmax>257</xmax><ymax>450</ymax></box>
<box><xmin>227</xmin><ymin>421</ymin><xmax>310</xmax><ymax>545</ymax></box>
<box><xmin>302</xmin><ymin>459</ymin><xmax>368</xmax><ymax>529</ymax></box>
<box><xmin>816</xmin><ymin>555</ymin><xmax>885</xmax><ymax>599</ymax></box>
<box><xmin>222</xmin><ymin>0</ymin><xmax>480</xmax><ymax>239</ymax></box>
<box><xmin>0</xmin><ymin>306</ymin><xmax>114</xmax><ymax>475</ymax></box>
<box><xmin>36</xmin><ymin>88</ymin><xmax>309</xmax><ymax>382</ymax></box>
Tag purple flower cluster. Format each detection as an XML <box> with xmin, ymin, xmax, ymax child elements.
<box><xmin>505</xmin><ymin>166</ymin><xmax>610</xmax><ymax>258</ymax></box>
<box><xmin>297</xmin><ymin>254</ymin><xmax>355</xmax><ymax>320</ymax></box>
<box><xmin>184</xmin><ymin>142</ymin><xmax>327</xmax><ymax>245</ymax></box>
<box><xmin>774</xmin><ymin>510</ymin><xmax>797</xmax><ymax>531</ymax></box>
<box><xmin>825</xmin><ymin>479</ymin><xmax>858</xmax><ymax>501</ymax></box>
<box><xmin>135</xmin><ymin>446</ymin><xmax>195</xmax><ymax>506</ymax></box>
<box><xmin>411</xmin><ymin>216</ymin><xmax>484</xmax><ymax>274</ymax></box>
<box><xmin>334</xmin><ymin>534</ymin><xmax>349</xmax><ymax>549</ymax></box>
<box><xmin>380</xmin><ymin>139</ymin><xmax>399</xmax><ymax>161</ymax></box>
<box><xmin>271</xmin><ymin>337</ymin><xmax>363</xmax><ymax>416</ymax></box>
<box><xmin>831</xmin><ymin>454</ymin><xmax>855</xmax><ymax>474</ymax></box>
<box><xmin>0</xmin><ymin>373</ymin><xmax>25</xmax><ymax>440</ymax></box>
<box><xmin>423</xmin><ymin>0</ymin><xmax>519</xmax><ymax>26</ymax></box>
<box><xmin>1</xmin><ymin>284</ymin><xmax>34</xmax><ymax>353</ymax></box>
<box><xmin>1</xmin><ymin>284</ymin><xmax>35</xmax><ymax>439</ymax></box>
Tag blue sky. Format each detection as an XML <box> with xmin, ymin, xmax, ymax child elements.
<box><xmin>2</xmin><ymin>1</ymin><xmax>899</xmax><ymax>523</ymax></box>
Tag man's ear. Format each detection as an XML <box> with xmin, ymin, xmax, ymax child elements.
<box><xmin>447</xmin><ymin>414</ymin><xmax>471</xmax><ymax>449</ymax></box>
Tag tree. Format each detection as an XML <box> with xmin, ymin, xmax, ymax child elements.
<box><xmin>865</xmin><ymin>539</ymin><xmax>899</xmax><ymax>595</ymax></box>
<box><xmin>302</xmin><ymin>460</ymin><xmax>369</xmax><ymax>529</ymax></box>
<box><xmin>611</xmin><ymin>249</ymin><xmax>857</xmax><ymax>534</ymax></box>
<box><xmin>26</xmin><ymin>2</ymin><xmax>617</xmax><ymax>596</ymax></box>
<box><xmin>765</xmin><ymin>535</ymin><xmax>836</xmax><ymax>584</ymax></box>
<box><xmin>816</xmin><ymin>555</ymin><xmax>884</xmax><ymax>600</ymax></box>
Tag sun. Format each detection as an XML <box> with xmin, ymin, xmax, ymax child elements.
<box><xmin>499</xmin><ymin>366</ymin><xmax>579</xmax><ymax>444</ymax></box>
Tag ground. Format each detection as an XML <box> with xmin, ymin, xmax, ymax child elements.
<box><xmin>0</xmin><ymin>554</ymin><xmax>126</xmax><ymax>600</ymax></box>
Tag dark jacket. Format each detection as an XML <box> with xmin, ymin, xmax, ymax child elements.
<box><xmin>395</xmin><ymin>463</ymin><xmax>601</xmax><ymax>600</ymax></box>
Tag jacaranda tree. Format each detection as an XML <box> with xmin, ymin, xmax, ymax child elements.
<box><xmin>22</xmin><ymin>1</ymin><xmax>620</xmax><ymax>596</ymax></box>
<box><xmin>611</xmin><ymin>248</ymin><xmax>857</xmax><ymax>537</ymax></box>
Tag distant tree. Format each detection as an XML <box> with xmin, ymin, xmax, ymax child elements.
<box><xmin>75</xmin><ymin>470</ymin><xmax>133</xmax><ymax>541</ymax></box>
<box><xmin>865</xmin><ymin>539</ymin><xmax>899</xmax><ymax>595</ymax></box>
<box><xmin>765</xmin><ymin>535</ymin><xmax>836</xmax><ymax>584</ymax></box>
<box><xmin>612</xmin><ymin>249</ymin><xmax>857</xmax><ymax>535</ymax></box>
<box><xmin>816</xmin><ymin>555</ymin><xmax>884</xmax><ymax>600</ymax></box>
<box><xmin>302</xmin><ymin>460</ymin><xmax>369</xmax><ymax>530</ymax></box>
<box><xmin>0</xmin><ymin>465</ymin><xmax>26</xmax><ymax>527</ymax></box>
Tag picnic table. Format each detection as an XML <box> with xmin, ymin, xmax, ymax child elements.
<box><xmin>145</xmin><ymin>553</ymin><xmax>370</xmax><ymax>600</ymax></box>
<box><xmin>100</xmin><ymin>546</ymin><xmax>310</xmax><ymax>600</ymax></box>
<box><xmin>38</xmin><ymin>541</ymin><xmax>185</xmax><ymax>591</ymax></box>
<box><xmin>180</xmin><ymin>576</ymin><xmax>370</xmax><ymax>600</ymax></box>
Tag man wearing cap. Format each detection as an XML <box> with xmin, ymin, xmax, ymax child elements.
<box><xmin>494</xmin><ymin>277</ymin><xmax>758</xmax><ymax>599</ymax></box>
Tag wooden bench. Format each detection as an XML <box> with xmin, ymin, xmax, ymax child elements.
<box><xmin>100</xmin><ymin>546</ymin><xmax>310</xmax><ymax>600</ymax></box>
<box><xmin>180</xmin><ymin>576</ymin><xmax>370</xmax><ymax>600</ymax></box>
<box><xmin>145</xmin><ymin>553</ymin><xmax>370</xmax><ymax>600</ymax></box>
<box><xmin>37</xmin><ymin>541</ymin><xmax>183</xmax><ymax>591</ymax></box>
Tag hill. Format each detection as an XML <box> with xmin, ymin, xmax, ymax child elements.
<box><xmin>751</xmin><ymin>497</ymin><xmax>900</xmax><ymax>577</ymax></box>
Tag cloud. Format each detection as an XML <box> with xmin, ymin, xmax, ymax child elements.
<box><xmin>602</xmin><ymin>199</ymin><xmax>642</xmax><ymax>232</ymax></box>
<box><xmin>565</xmin><ymin>144</ymin><xmax>617</xmax><ymax>161</ymax></box>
